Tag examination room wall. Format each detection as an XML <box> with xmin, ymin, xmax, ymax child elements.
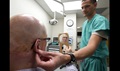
<box><xmin>51</xmin><ymin>19</ymin><xmax>64</xmax><ymax>42</ymax></box>
<box><xmin>10</xmin><ymin>0</ymin><xmax>52</xmax><ymax>39</ymax></box>
<box><xmin>51</xmin><ymin>17</ymin><xmax>86</xmax><ymax>47</ymax></box>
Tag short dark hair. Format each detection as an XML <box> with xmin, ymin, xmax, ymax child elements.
<box><xmin>82</xmin><ymin>0</ymin><xmax>96</xmax><ymax>4</ymax></box>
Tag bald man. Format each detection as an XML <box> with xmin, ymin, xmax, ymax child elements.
<box><xmin>10</xmin><ymin>14</ymin><xmax>50</xmax><ymax>71</ymax></box>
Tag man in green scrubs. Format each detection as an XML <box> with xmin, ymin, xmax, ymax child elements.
<box><xmin>35</xmin><ymin>0</ymin><xmax>110</xmax><ymax>71</ymax></box>
<box><xmin>80</xmin><ymin>0</ymin><xmax>109</xmax><ymax>71</ymax></box>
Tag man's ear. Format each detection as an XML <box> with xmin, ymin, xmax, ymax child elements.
<box><xmin>94</xmin><ymin>2</ymin><xmax>97</xmax><ymax>7</ymax></box>
<box><xmin>33</xmin><ymin>39</ymin><xmax>41</xmax><ymax>53</ymax></box>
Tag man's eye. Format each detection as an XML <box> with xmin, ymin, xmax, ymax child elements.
<box><xmin>81</xmin><ymin>5</ymin><xmax>90</xmax><ymax>9</ymax></box>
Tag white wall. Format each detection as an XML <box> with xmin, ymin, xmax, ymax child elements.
<box><xmin>10</xmin><ymin>0</ymin><xmax>52</xmax><ymax>38</ymax></box>
<box><xmin>77</xmin><ymin>18</ymin><xmax>86</xmax><ymax>29</ymax></box>
<box><xmin>51</xmin><ymin>16</ymin><xmax>87</xmax><ymax>49</ymax></box>
<box><xmin>64</xmin><ymin>14</ymin><xmax>77</xmax><ymax>50</ymax></box>
<box><xmin>51</xmin><ymin>18</ymin><xmax>64</xmax><ymax>41</ymax></box>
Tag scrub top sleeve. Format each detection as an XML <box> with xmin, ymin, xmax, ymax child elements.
<box><xmin>92</xmin><ymin>31</ymin><xmax>109</xmax><ymax>40</ymax></box>
<box><xmin>92</xmin><ymin>17</ymin><xmax>110</xmax><ymax>37</ymax></box>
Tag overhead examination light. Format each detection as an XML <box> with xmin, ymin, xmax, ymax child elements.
<box><xmin>49</xmin><ymin>11</ymin><xmax>58</xmax><ymax>25</ymax></box>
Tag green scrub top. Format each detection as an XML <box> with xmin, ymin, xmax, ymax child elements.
<box><xmin>79</xmin><ymin>14</ymin><xmax>110</xmax><ymax>71</ymax></box>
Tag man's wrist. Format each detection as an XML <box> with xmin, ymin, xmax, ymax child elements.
<box><xmin>62</xmin><ymin>54</ymin><xmax>71</xmax><ymax>64</ymax></box>
<box><xmin>67</xmin><ymin>53</ymin><xmax>76</xmax><ymax>64</ymax></box>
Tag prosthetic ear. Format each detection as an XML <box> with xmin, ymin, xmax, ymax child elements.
<box><xmin>33</xmin><ymin>39</ymin><xmax>41</xmax><ymax>53</ymax></box>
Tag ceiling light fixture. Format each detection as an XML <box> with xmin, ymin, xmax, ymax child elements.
<box><xmin>49</xmin><ymin>11</ymin><xmax>58</xmax><ymax>25</ymax></box>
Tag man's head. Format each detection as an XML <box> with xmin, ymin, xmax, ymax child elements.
<box><xmin>82</xmin><ymin>0</ymin><xmax>96</xmax><ymax>4</ymax></box>
<box><xmin>81</xmin><ymin>0</ymin><xmax>97</xmax><ymax>18</ymax></box>
<box><xmin>10</xmin><ymin>14</ymin><xmax>48</xmax><ymax>71</ymax></box>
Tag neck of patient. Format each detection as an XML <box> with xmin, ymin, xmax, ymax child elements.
<box><xmin>10</xmin><ymin>51</ymin><xmax>36</xmax><ymax>71</ymax></box>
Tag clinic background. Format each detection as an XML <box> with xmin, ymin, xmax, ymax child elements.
<box><xmin>10</xmin><ymin>0</ymin><xmax>109</xmax><ymax>71</ymax></box>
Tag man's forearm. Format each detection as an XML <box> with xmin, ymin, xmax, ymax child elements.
<box><xmin>73</xmin><ymin>46</ymin><xmax>95</xmax><ymax>61</ymax></box>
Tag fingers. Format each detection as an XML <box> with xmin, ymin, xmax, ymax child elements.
<box><xmin>35</xmin><ymin>54</ymin><xmax>52</xmax><ymax>68</ymax></box>
<box><xmin>37</xmin><ymin>50</ymin><xmax>59</xmax><ymax>57</ymax></box>
<box><xmin>35</xmin><ymin>54</ymin><xmax>41</xmax><ymax>64</ymax></box>
<box><xmin>35</xmin><ymin>50</ymin><xmax>65</xmax><ymax>71</ymax></box>
<box><xmin>36</xmin><ymin>50</ymin><xmax>49</xmax><ymax>56</ymax></box>
<box><xmin>35</xmin><ymin>53</ymin><xmax>56</xmax><ymax>71</ymax></box>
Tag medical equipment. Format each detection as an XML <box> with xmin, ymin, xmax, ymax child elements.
<box><xmin>49</xmin><ymin>0</ymin><xmax>66</xmax><ymax>25</ymax></box>
<box><xmin>49</xmin><ymin>11</ymin><xmax>58</xmax><ymax>25</ymax></box>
